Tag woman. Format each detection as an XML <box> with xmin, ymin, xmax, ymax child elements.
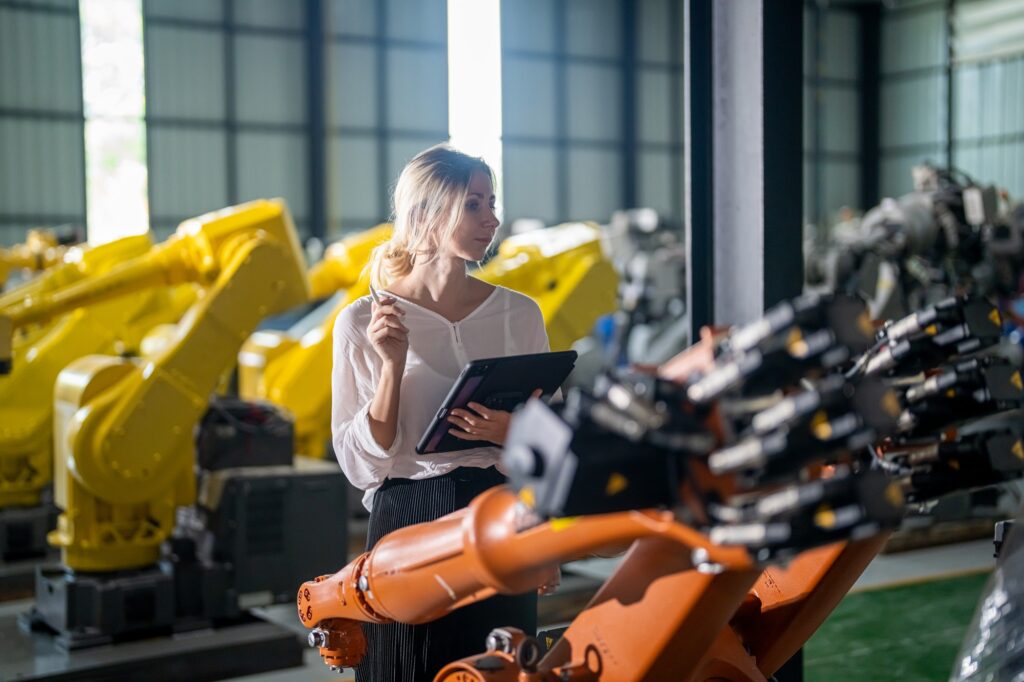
<box><xmin>331</xmin><ymin>144</ymin><xmax>547</xmax><ymax>681</ymax></box>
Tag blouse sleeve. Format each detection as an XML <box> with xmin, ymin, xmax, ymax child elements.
<box><xmin>524</xmin><ymin>298</ymin><xmax>551</xmax><ymax>354</ymax></box>
<box><xmin>330</xmin><ymin>311</ymin><xmax>400</xmax><ymax>492</ymax></box>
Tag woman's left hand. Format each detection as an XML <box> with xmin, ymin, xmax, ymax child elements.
<box><xmin>447</xmin><ymin>402</ymin><xmax>512</xmax><ymax>445</ymax></box>
<box><xmin>447</xmin><ymin>390</ymin><xmax>542</xmax><ymax>445</ymax></box>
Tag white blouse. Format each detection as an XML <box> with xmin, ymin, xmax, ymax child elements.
<box><xmin>331</xmin><ymin>285</ymin><xmax>550</xmax><ymax>510</ymax></box>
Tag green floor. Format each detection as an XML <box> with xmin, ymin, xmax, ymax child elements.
<box><xmin>805</xmin><ymin>572</ymin><xmax>990</xmax><ymax>682</ymax></box>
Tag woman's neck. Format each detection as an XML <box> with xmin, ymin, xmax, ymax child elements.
<box><xmin>395</xmin><ymin>255</ymin><xmax>472</xmax><ymax>306</ymax></box>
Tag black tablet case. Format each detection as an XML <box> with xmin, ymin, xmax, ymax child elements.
<box><xmin>415</xmin><ymin>350</ymin><xmax>577</xmax><ymax>455</ymax></box>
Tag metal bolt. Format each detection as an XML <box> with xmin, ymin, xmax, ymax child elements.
<box><xmin>329</xmin><ymin>665</ymin><xmax>344</xmax><ymax>673</ymax></box>
<box><xmin>696</xmin><ymin>561</ymin><xmax>725</xmax><ymax>575</ymax></box>
<box><xmin>308</xmin><ymin>630</ymin><xmax>327</xmax><ymax>648</ymax></box>
<box><xmin>357</xmin><ymin>575</ymin><xmax>369</xmax><ymax>591</ymax></box>
<box><xmin>485</xmin><ymin>628</ymin><xmax>512</xmax><ymax>653</ymax></box>
<box><xmin>691</xmin><ymin>547</ymin><xmax>725</xmax><ymax>575</ymax></box>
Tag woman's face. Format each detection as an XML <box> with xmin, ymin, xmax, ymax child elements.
<box><xmin>446</xmin><ymin>171</ymin><xmax>499</xmax><ymax>262</ymax></box>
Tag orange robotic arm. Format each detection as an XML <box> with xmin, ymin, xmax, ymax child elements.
<box><xmin>298</xmin><ymin>484</ymin><xmax>754</xmax><ymax>673</ymax></box>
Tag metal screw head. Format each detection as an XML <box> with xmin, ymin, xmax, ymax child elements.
<box><xmin>691</xmin><ymin>546</ymin><xmax>724</xmax><ymax>574</ymax></box>
<box><xmin>329</xmin><ymin>665</ymin><xmax>344</xmax><ymax>673</ymax></box>
<box><xmin>485</xmin><ymin>628</ymin><xmax>512</xmax><ymax>653</ymax></box>
<box><xmin>357</xmin><ymin>575</ymin><xmax>369</xmax><ymax>591</ymax></box>
<box><xmin>696</xmin><ymin>560</ymin><xmax>725</xmax><ymax>575</ymax></box>
<box><xmin>308</xmin><ymin>630</ymin><xmax>327</xmax><ymax>648</ymax></box>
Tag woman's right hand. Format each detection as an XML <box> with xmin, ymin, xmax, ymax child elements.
<box><xmin>368</xmin><ymin>295</ymin><xmax>409</xmax><ymax>369</ymax></box>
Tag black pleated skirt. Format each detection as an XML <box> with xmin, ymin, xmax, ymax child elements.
<box><xmin>355</xmin><ymin>466</ymin><xmax>538</xmax><ymax>682</ymax></box>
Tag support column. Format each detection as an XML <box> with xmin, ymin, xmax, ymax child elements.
<box><xmin>684</xmin><ymin>0</ymin><xmax>714</xmax><ymax>340</ymax></box>
<box><xmin>859</xmin><ymin>4</ymin><xmax>881</xmax><ymax>212</ymax></box>
<box><xmin>306</xmin><ymin>0</ymin><xmax>326</xmax><ymax>241</ymax></box>
<box><xmin>686</xmin><ymin>0</ymin><xmax>804</xmax><ymax>332</ymax></box>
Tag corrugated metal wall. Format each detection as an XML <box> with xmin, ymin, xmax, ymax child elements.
<box><xmin>879</xmin><ymin>0</ymin><xmax>949</xmax><ymax>198</ymax></box>
<box><xmin>953</xmin><ymin>0</ymin><xmax>1024</xmax><ymax>197</ymax></box>
<box><xmin>143</xmin><ymin>0</ymin><xmax>312</xmax><ymax>241</ymax></box>
<box><xmin>501</xmin><ymin>0</ymin><xmax>683</xmax><ymax>227</ymax></box>
<box><xmin>804</xmin><ymin>4</ymin><xmax>863</xmax><ymax>229</ymax></box>
<box><xmin>877</xmin><ymin>0</ymin><xmax>1024</xmax><ymax>200</ymax></box>
<box><xmin>635</xmin><ymin>0</ymin><xmax>683</xmax><ymax>224</ymax></box>
<box><xmin>326</xmin><ymin>0</ymin><xmax>449</xmax><ymax>237</ymax></box>
<box><xmin>0</xmin><ymin>0</ymin><xmax>85</xmax><ymax>246</ymax></box>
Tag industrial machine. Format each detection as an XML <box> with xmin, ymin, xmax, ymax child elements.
<box><xmin>566</xmin><ymin>209</ymin><xmax>688</xmax><ymax>392</ymax></box>
<box><xmin>239</xmin><ymin>221</ymin><xmax>618</xmax><ymax>461</ymax></box>
<box><xmin>0</xmin><ymin>200</ymin><xmax>348</xmax><ymax>650</ymax></box>
<box><xmin>297</xmin><ymin>292</ymin><xmax>1020</xmax><ymax>680</ymax></box>
<box><xmin>238</xmin><ymin>223</ymin><xmax>392</xmax><ymax>460</ymax></box>
<box><xmin>0</xmin><ymin>227</ymin><xmax>80</xmax><ymax>291</ymax></box>
<box><xmin>306</xmin><ymin>224</ymin><xmax>393</xmax><ymax>301</ymax></box>
<box><xmin>475</xmin><ymin>221</ymin><xmax>619</xmax><ymax>353</ymax></box>
<box><xmin>806</xmin><ymin>165</ymin><xmax>1022</xmax><ymax>321</ymax></box>
<box><xmin>0</xmin><ymin>233</ymin><xmax>196</xmax><ymax>572</ymax></box>
<box><xmin>603</xmin><ymin>208</ymin><xmax>688</xmax><ymax>366</ymax></box>
<box><xmin>806</xmin><ymin>166</ymin><xmax>1024</xmax><ymax>542</ymax></box>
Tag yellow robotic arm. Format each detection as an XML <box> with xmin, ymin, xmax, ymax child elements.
<box><xmin>0</xmin><ymin>228</ymin><xmax>74</xmax><ymax>290</ymax></box>
<box><xmin>305</xmin><ymin>223</ymin><xmax>393</xmax><ymax>300</ymax></box>
<box><xmin>238</xmin><ymin>223</ymin><xmax>392</xmax><ymax>459</ymax></box>
<box><xmin>0</xmin><ymin>234</ymin><xmax>196</xmax><ymax>519</ymax></box>
<box><xmin>476</xmin><ymin>222</ymin><xmax>619</xmax><ymax>351</ymax></box>
<box><xmin>1</xmin><ymin>199</ymin><xmax>309</xmax><ymax>572</ymax></box>
<box><xmin>0</xmin><ymin>233</ymin><xmax>149</xmax><ymax>313</ymax></box>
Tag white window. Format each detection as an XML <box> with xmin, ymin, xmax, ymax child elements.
<box><xmin>80</xmin><ymin>0</ymin><xmax>149</xmax><ymax>244</ymax></box>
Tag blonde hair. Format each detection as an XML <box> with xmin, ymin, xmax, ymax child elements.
<box><xmin>369</xmin><ymin>144</ymin><xmax>493</xmax><ymax>290</ymax></box>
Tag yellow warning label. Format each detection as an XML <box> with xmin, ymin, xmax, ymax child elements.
<box><xmin>519</xmin><ymin>486</ymin><xmax>536</xmax><ymax>508</ymax></box>
<box><xmin>787</xmin><ymin>328</ymin><xmax>809</xmax><ymax>357</ymax></box>
<box><xmin>811</xmin><ymin>410</ymin><xmax>832</xmax><ymax>440</ymax></box>
<box><xmin>606</xmin><ymin>472</ymin><xmax>629</xmax><ymax>496</ymax></box>
<box><xmin>882</xmin><ymin>391</ymin><xmax>901</xmax><ymax>417</ymax></box>
<box><xmin>857</xmin><ymin>311</ymin><xmax>875</xmax><ymax>337</ymax></box>
<box><xmin>1012</xmin><ymin>372</ymin><xmax>1022</xmax><ymax>391</ymax></box>
<box><xmin>550</xmin><ymin>517</ymin><xmax>580</xmax><ymax>532</ymax></box>
<box><xmin>924</xmin><ymin>324</ymin><xmax>938</xmax><ymax>336</ymax></box>
<box><xmin>990</xmin><ymin>308</ymin><xmax>1003</xmax><ymax>327</ymax></box>
<box><xmin>814</xmin><ymin>505</ymin><xmax>837</xmax><ymax>529</ymax></box>
<box><xmin>885</xmin><ymin>483</ymin><xmax>905</xmax><ymax>508</ymax></box>
<box><xmin>1014</xmin><ymin>441</ymin><xmax>1024</xmax><ymax>461</ymax></box>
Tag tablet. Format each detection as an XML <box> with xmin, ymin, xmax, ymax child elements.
<box><xmin>415</xmin><ymin>350</ymin><xmax>578</xmax><ymax>455</ymax></box>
